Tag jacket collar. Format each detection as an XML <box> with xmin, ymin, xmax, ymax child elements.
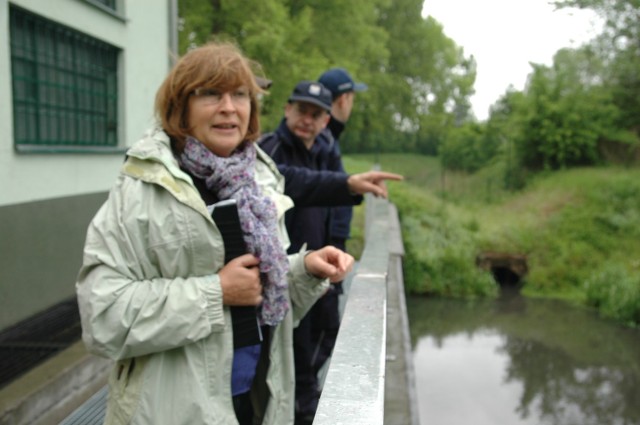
<box><xmin>275</xmin><ymin>118</ymin><xmax>299</xmax><ymax>149</ymax></box>
<box><xmin>125</xmin><ymin>127</ymin><xmax>193</xmax><ymax>183</ymax></box>
<box><xmin>122</xmin><ymin>127</ymin><xmax>211</xmax><ymax>218</ymax></box>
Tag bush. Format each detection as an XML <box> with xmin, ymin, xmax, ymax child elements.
<box><xmin>396</xmin><ymin>191</ymin><xmax>497</xmax><ymax>299</ymax></box>
<box><xmin>347</xmin><ymin>153</ymin><xmax>640</xmax><ymax>328</ymax></box>
<box><xmin>440</xmin><ymin>123</ymin><xmax>499</xmax><ymax>173</ymax></box>
<box><xmin>584</xmin><ymin>264</ymin><xmax>640</xmax><ymax>327</ymax></box>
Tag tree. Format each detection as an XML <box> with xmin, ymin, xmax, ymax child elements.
<box><xmin>439</xmin><ymin>122</ymin><xmax>487</xmax><ymax>172</ymax></box>
<box><xmin>374</xmin><ymin>1</ymin><xmax>476</xmax><ymax>154</ymax></box>
<box><xmin>514</xmin><ymin>47</ymin><xmax>620</xmax><ymax>170</ymax></box>
<box><xmin>177</xmin><ymin>0</ymin><xmax>475</xmax><ymax>154</ymax></box>
<box><xmin>553</xmin><ymin>0</ymin><xmax>640</xmax><ymax>132</ymax></box>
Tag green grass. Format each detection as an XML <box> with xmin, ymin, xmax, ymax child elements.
<box><xmin>343</xmin><ymin>154</ymin><xmax>640</xmax><ymax>327</ymax></box>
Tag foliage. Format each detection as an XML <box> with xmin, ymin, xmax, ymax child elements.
<box><xmin>340</xmin><ymin>156</ymin><xmax>374</xmax><ymax>259</ymax></box>
<box><xmin>584</xmin><ymin>263</ymin><xmax>640</xmax><ymax>327</ymax></box>
<box><xmin>476</xmin><ymin>1</ymin><xmax>640</xmax><ymax>176</ymax></box>
<box><xmin>479</xmin><ymin>45</ymin><xmax>625</xmax><ymax>175</ymax></box>
<box><xmin>350</xmin><ymin>153</ymin><xmax>640</xmax><ymax>328</ymax></box>
<box><xmin>514</xmin><ymin>55</ymin><xmax>621</xmax><ymax>170</ymax></box>
<box><xmin>553</xmin><ymin>0</ymin><xmax>640</xmax><ymax>132</ymax></box>
<box><xmin>484</xmin><ymin>168</ymin><xmax>640</xmax><ymax>326</ymax></box>
<box><xmin>395</xmin><ymin>187</ymin><xmax>498</xmax><ymax>298</ymax></box>
<box><xmin>177</xmin><ymin>0</ymin><xmax>640</xmax><ymax>172</ymax></box>
<box><xmin>439</xmin><ymin>122</ymin><xmax>500</xmax><ymax>172</ymax></box>
<box><xmin>347</xmin><ymin>154</ymin><xmax>497</xmax><ymax>298</ymax></box>
<box><xmin>178</xmin><ymin>0</ymin><xmax>476</xmax><ymax>151</ymax></box>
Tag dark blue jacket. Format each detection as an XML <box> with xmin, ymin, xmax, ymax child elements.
<box><xmin>259</xmin><ymin>119</ymin><xmax>362</xmax><ymax>253</ymax></box>
<box><xmin>323</xmin><ymin>117</ymin><xmax>352</xmax><ymax>248</ymax></box>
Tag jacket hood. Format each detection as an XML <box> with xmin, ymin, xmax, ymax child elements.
<box><xmin>125</xmin><ymin>127</ymin><xmax>192</xmax><ymax>183</ymax></box>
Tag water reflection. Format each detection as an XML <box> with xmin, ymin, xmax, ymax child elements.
<box><xmin>408</xmin><ymin>294</ymin><xmax>640</xmax><ymax>425</ymax></box>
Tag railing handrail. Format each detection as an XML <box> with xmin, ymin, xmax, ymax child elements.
<box><xmin>314</xmin><ymin>193</ymin><xmax>416</xmax><ymax>424</ymax></box>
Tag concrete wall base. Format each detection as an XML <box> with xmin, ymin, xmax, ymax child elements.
<box><xmin>0</xmin><ymin>341</ymin><xmax>110</xmax><ymax>425</ymax></box>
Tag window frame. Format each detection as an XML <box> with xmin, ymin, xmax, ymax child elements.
<box><xmin>82</xmin><ymin>0</ymin><xmax>126</xmax><ymax>21</ymax></box>
<box><xmin>10</xmin><ymin>5</ymin><xmax>125</xmax><ymax>154</ymax></box>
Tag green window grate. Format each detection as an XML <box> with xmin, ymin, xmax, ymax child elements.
<box><xmin>10</xmin><ymin>6</ymin><xmax>120</xmax><ymax>152</ymax></box>
<box><xmin>93</xmin><ymin>0</ymin><xmax>117</xmax><ymax>11</ymax></box>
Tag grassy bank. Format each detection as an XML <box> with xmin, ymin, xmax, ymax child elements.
<box><xmin>343</xmin><ymin>154</ymin><xmax>640</xmax><ymax>328</ymax></box>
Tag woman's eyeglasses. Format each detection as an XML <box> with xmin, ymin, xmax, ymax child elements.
<box><xmin>192</xmin><ymin>87</ymin><xmax>250</xmax><ymax>105</ymax></box>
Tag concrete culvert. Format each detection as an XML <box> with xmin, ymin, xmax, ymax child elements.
<box><xmin>476</xmin><ymin>252</ymin><xmax>528</xmax><ymax>288</ymax></box>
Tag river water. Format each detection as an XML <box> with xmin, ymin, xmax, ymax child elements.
<box><xmin>407</xmin><ymin>292</ymin><xmax>640</xmax><ymax>425</ymax></box>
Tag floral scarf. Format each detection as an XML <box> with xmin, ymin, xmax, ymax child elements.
<box><xmin>179</xmin><ymin>136</ymin><xmax>289</xmax><ymax>326</ymax></box>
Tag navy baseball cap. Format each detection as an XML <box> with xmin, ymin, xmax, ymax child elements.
<box><xmin>288</xmin><ymin>80</ymin><xmax>332</xmax><ymax>111</ymax></box>
<box><xmin>318</xmin><ymin>68</ymin><xmax>368</xmax><ymax>99</ymax></box>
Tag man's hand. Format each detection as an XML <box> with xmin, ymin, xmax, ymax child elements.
<box><xmin>347</xmin><ymin>171</ymin><xmax>403</xmax><ymax>198</ymax></box>
<box><xmin>304</xmin><ymin>246</ymin><xmax>354</xmax><ymax>283</ymax></box>
<box><xmin>219</xmin><ymin>254</ymin><xmax>262</xmax><ymax>306</ymax></box>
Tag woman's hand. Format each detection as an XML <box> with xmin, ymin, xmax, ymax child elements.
<box><xmin>218</xmin><ymin>254</ymin><xmax>262</xmax><ymax>306</ymax></box>
<box><xmin>305</xmin><ymin>246</ymin><xmax>354</xmax><ymax>283</ymax></box>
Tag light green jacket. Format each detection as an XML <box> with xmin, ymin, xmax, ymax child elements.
<box><xmin>76</xmin><ymin>128</ymin><xmax>329</xmax><ymax>425</ymax></box>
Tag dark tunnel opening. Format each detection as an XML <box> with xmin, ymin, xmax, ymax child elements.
<box><xmin>491</xmin><ymin>266</ymin><xmax>522</xmax><ymax>288</ymax></box>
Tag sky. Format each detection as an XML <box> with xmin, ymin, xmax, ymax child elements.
<box><xmin>421</xmin><ymin>0</ymin><xmax>603</xmax><ymax>121</ymax></box>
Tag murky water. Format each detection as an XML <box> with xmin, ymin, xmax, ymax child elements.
<box><xmin>407</xmin><ymin>292</ymin><xmax>640</xmax><ymax>425</ymax></box>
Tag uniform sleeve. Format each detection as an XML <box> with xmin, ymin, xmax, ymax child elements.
<box><xmin>259</xmin><ymin>131</ymin><xmax>362</xmax><ymax>207</ymax></box>
<box><xmin>76</xmin><ymin>180</ymin><xmax>226</xmax><ymax>361</ymax></box>
<box><xmin>324</xmin><ymin>133</ymin><xmax>354</xmax><ymax>241</ymax></box>
<box><xmin>277</xmin><ymin>164</ymin><xmax>363</xmax><ymax>207</ymax></box>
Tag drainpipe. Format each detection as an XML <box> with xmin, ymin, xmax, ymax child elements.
<box><xmin>168</xmin><ymin>0</ymin><xmax>179</xmax><ymax>66</ymax></box>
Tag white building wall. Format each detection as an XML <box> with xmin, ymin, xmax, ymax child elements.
<box><xmin>0</xmin><ymin>0</ymin><xmax>174</xmax><ymax>206</ymax></box>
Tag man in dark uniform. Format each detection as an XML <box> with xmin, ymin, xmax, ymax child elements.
<box><xmin>259</xmin><ymin>81</ymin><xmax>344</xmax><ymax>424</ymax></box>
<box><xmin>259</xmin><ymin>80</ymin><xmax>401</xmax><ymax>425</ymax></box>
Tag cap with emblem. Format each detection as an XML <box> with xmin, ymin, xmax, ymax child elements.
<box><xmin>288</xmin><ymin>80</ymin><xmax>332</xmax><ymax>112</ymax></box>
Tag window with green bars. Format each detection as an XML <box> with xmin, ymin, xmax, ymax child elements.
<box><xmin>93</xmin><ymin>0</ymin><xmax>117</xmax><ymax>11</ymax></box>
<box><xmin>10</xmin><ymin>6</ymin><xmax>120</xmax><ymax>152</ymax></box>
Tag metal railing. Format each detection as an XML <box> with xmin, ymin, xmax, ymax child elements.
<box><xmin>314</xmin><ymin>194</ymin><xmax>419</xmax><ymax>425</ymax></box>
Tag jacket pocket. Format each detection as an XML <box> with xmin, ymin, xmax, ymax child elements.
<box><xmin>104</xmin><ymin>356</ymin><xmax>149</xmax><ymax>425</ymax></box>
